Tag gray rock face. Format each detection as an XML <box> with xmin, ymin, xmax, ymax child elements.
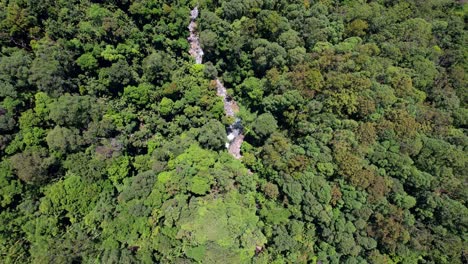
<box><xmin>188</xmin><ymin>6</ymin><xmax>204</xmax><ymax>64</ymax></box>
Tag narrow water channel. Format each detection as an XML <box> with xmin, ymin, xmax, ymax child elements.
<box><xmin>188</xmin><ymin>6</ymin><xmax>244</xmax><ymax>159</ymax></box>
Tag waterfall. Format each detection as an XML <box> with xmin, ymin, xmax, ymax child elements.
<box><xmin>188</xmin><ymin>6</ymin><xmax>244</xmax><ymax>159</ymax></box>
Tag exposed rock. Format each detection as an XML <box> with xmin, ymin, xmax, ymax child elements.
<box><xmin>188</xmin><ymin>6</ymin><xmax>204</xmax><ymax>64</ymax></box>
<box><xmin>188</xmin><ymin>7</ymin><xmax>244</xmax><ymax>159</ymax></box>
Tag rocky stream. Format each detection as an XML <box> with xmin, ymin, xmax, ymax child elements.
<box><xmin>188</xmin><ymin>6</ymin><xmax>244</xmax><ymax>159</ymax></box>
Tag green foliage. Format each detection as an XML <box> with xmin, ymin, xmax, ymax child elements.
<box><xmin>252</xmin><ymin>112</ymin><xmax>278</xmax><ymax>140</ymax></box>
<box><xmin>178</xmin><ymin>192</ymin><xmax>266</xmax><ymax>262</ymax></box>
<box><xmin>142</xmin><ymin>51</ymin><xmax>176</xmax><ymax>84</ymax></box>
<box><xmin>252</xmin><ymin>39</ymin><xmax>287</xmax><ymax>74</ymax></box>
<box><xmin>48</xmin><ymin>94</ymin><xmax>97</xmax><ymax>127</ymax></box>
<box><xmin>107</xmin><ymin>155</ymin><xmax>131</xmax><ymax>189</ymax></box>
<box><xmin>123</xmin><ymin>83</ymin><xmax>154</xmax><ymax>107</ymax></box>
<box><xmin>197</xmin><ymin>119</ymin><xmax>227</xmax><ymax>150</ymax></box>
<box><xmin>0</xmin><ymin>1</ymin><xmax>466</xmax><ymax>263</ymax></box>
<box><xmin>39</xmin><ymin>174</ymin><xmax>101</xmax><ymax>222</ymax></box>
<box><xmin>76</xmin><ymin>53</ymin><xmax>98</xmax><ymax>70</ymax></box>
<box><xmin>190</xmin><ymin>175</ymin><xmax>211</xmax><ymax>195</ymax></box>
<box><xmin>0</xmin><ymin>161</ymin><xmax>22</xmax><ymax>208</ymax></box>
<box><xmin>260</xmin><ymin>200</ymin><xmax>291</xmax><ymax>225</ymax></box>
<box><xmin>158</xmin><ymin>97</ymin><xmax>174</xmax><ymax>116</ymax></box>
<box><xmin>10</xmin><ymin>147</ymin><xmax>56</xmax><ymax>184</ymax></box>
<box><xmin>46</xmin><ymin>126</ymin><xmax>80</xmax><ymax>154</ymax></box>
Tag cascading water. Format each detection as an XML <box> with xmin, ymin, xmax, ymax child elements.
<box><xmin>188</xmin><ymin>6</ymin><xmax>244</xmax><ymax>159</ymax></box>
<box><xmin>215</xmin><ymin>80</ymin><xmax>244</xmax><ymax>159</ymax></box>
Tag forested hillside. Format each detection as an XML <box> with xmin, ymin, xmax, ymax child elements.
<box><xmin>0</xmin><ymin>0</ymin><xmax>467</xmax><ymax>263</ymax></box>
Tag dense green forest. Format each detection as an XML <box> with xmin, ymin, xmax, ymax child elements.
<box><xmin>0</xmin><ymin>0</ymin><xmax>467</xmax><ymax>263</ymax></box>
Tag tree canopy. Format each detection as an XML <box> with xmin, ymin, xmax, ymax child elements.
<box><xmin>0</xmin><ymin>0</ymin><xmax>466</xmax><ymax>263</ymax></box>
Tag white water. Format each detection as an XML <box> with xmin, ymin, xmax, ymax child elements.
<box><xmin>188</xmin><ymin>7</ymin><xmax>244</xmax><ymax>159</ymax></box>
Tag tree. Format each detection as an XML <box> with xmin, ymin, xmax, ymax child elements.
<box><xmin>0</xmin><ymin>161</ymin><xmax>22</xmax><ymax>208</ymax></box>
<box><xmin>76</xmin><ymin>53</ymin><xmax>98</xmax><ymax>70</ymax></box>
<box><xmin>0</xmin><ymin>47</ymin><xmax>31</xmax><ymax>90</ymax></box>
<box><xmin>198</xmin><ymin>119</ymin><xmax>227</xmax><ymax>150</ymax></box>
<box><xmin>158</xmin><ymin>97</ymin><xmax>174</xmax><ymax>116</ymax></box>
<box><xmin>278</xmin><ymin>29</ymin><xmax>302</xmax><ymax>50</ymax></box>
<box><xmin>98</xmin><ymin>59</ymin><xmax>134</xmax><ymax>94</ymax></box>
<box><xmin>252</xmin><ymin>39</ymin><xmax>287</xmax><ymax>74</ymax></box>
<box><xmin>28</xmin><ymin>38</ymin><xmax>75</xmax><ymax>95</ymax></box>
<box><xmin>346</xmin><ymin>19</ymin><xmax>368</xmax><ymax>37</ymax></box>
<box><xmin>123</xmin><ymin>83</ymin><xmax>154</xmax><ymax>107</ymax></box>
<box><xmin>397</xmin><ymin>18</ymin><xmax>432</xmax><ymax>47</ymax></box>
<box><xmin>252</xmin><ymin>113</ymin><xmax>277</xmax><ymax>140</ymax></box>
<box><xmin>256</xmin><ymin>10</ymin><xmax>290</xmax><ymax>39</ymax></box>
<box><xmin>221</xmin><ymin>0</ymin><xmax>247</xmax><ymax>21</ymax></box>
<box><xmin>39</xmin><ymin>174</ymin><xmax>101</xmax><ymax>222</ymax></box>
<box><xmin>0</xmin><ymin>107</ymin><xmax>16</xmax><ymax>132</ymax></box>
<box><xmin>0</xmin><ymin>1</ymin><xmax>467</xmax><ymax>262</ymax></box>
<box><xmin>0</xmin><ymin>3</ymin><xmax>39</xmax><ymax>48</ymax></box>
<box><xmin>10</xmin><ymin>147</ymin><xmax>56</xmax><ymax>184</ymax></box>
<box><xmin>142</xmin><ymin>51</ymin><xmax>175</xmax><ymax>84</ymax></box>
<box><xmin>263</xmin><ymin>182</ymin><xmax>279</xmax><ymax>199</ymax></box>
<box><xmin>238</xmin><ymin>76</ymin><xmax>264</xmax><ymax>105</ymax></box>
<box><xmin>46</xmin><ymin>126</ymin><xmax>80</xmax><ymax>154</ymax></box>
<box><xmin>48</xmin><ymin>94</ymin><xmax>96</xmax><ymax>127</ymax></box>
<box><xmin>200</xmin><ymin>30</ymin><xmax>217</xmax><ymax>53</ymax></box>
